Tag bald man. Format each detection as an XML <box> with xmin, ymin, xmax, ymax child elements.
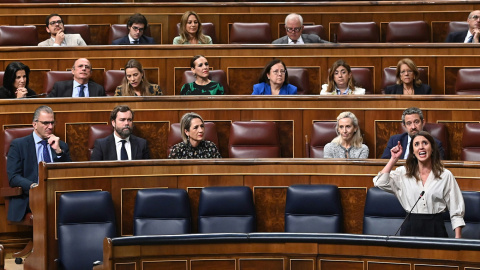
<box><xmin>445</xmin><ymin>10</ymin><xmax>480</xmax><ymax>43</ymax></box>
<box><xmin>48</xmin><ymin>58</ymin><xmax>105</xmax><ymax>97</ymax></box>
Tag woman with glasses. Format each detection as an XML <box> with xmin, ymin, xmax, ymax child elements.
<box><xmin>173</xmin><ymin>11</ymin><xmax>212</xmax><ymax>44</ymax></box>
<box><xmin>252</xmin><ymin>59</ymin><xmax>297</xmax><ymax>95</ymax></box>
<box><xmin>0</xmin><ymin>62</ymin><xmax>37</xmax><ymax>99</ymax></box>
<box><xmin>321</xmin><ymin>60</ymin><xmax>365</xmax><ymax>95</ymax></box>
<box><xmin>385</xmin><ymin>58</ymin><xmax>432</xmax><ymax>95</ymax></box>
<box><xmin>115</xmin><ymin>59</ymin><xmax>163</xmax><ymax>96</ymax></box>
<box><xmin>180</xmin><ymin>55</ymin><xmax>224</xmax><ymax>95</ymax></box>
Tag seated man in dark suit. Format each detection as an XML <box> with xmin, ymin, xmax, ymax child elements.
<box><xmin>112</xmin><ymin>13</ymin><xmax>155</xmax><ymax>45</ymax></box>
<box><xmin>47</xmin><ymin>58</ymin><xmax>105</xmax><ymax>97</ymax></box>
<box><xmin>272</xmin><ymin>13</ymin><xmax>329</xmax><ymax>44</ymax></box>
<box><xmin>445</xmin><ymin>10</ymin><xmax>480</xmax><ymax>43</ymax></box>
<box><xmin>7</xmin><ymin>105</ymin><xmax>71</xmax><ymax>222</ymax></box>
<box><xmin>90</xmin><ymin>105</ymin><xmax>150</xmax><ymax>161</ymax></box>
<box><xmin>382</xmin><ymin>107</ymin><xmax>445</xmax><ymax>159</ymax></box>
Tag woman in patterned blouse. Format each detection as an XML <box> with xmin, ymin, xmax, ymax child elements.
<box><xmin>180</xmin><ymin>55</ymin><xmax>224</xmax><ymax>95</ymax></box>
<box><xmin>320</xmin><ymin>59</ymin><xmax>365</xmax><ymax>95</ymax></box>
<box><xmin>168</xmin><ymin>112</ymin><xmax>222</xmax><ymax>159</ymax></box>
<box><xmin>115</xmin><ymin>59</ymin><xmax>163</xmax><ymax>96</ymax></box>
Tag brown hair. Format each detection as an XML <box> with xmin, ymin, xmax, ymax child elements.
<box><xmin>405</xmin><ymin>131</ymin><xmax>444</xmax><ymax>180</ymax></box>
<box><xmin>119</xmin><ymin>59</ymin><xmax>154</xmax><ymax>96</ymax></box>
<box><xmin>395</xmin><ymin>58</ymin><xmax>422</xmax><ymax>86</ymax></box>
<box><xmin>325</xmin><ymin>59</ymin><xmax>356</xmax><ymax>93</ymax></box>
<box><xmin>178</xmin><ymin>11</ymin><xmax>209</xmax><ymax>44</ymax></box>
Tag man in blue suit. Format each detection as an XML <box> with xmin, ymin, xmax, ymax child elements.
<box><xmin>90</xmin><ymin>105</ymin><xmax>149</xmax><ymax>161</ymax></box>
<box><xmin>382</xmin><ymin>107</ymin><xmax>445</xmax><ymax>159</ymax></box>
<box><xmin>112</xmin><ymin>13</ymin><xmax>155</xmax><ymax>45</ymax></box>
<box><xmin>7</xmin><ymin>106</ymin><xmax>71</xmax><ymax>222</ymax></box>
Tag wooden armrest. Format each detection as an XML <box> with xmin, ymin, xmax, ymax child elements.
<box><xmin>0</xmin><ymin>186</ymin><xmax>22</xmax><ymax>197</ymax></box>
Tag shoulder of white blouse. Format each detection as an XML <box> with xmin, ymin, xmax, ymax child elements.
<box><xmin>320</xmin><ymin>84</ymin><xmax>334</xmax><ymax>95</ymax></box>
<box><xmin>353</xmin><ymin>87</ymin><xmax>366</xmax><ymax>95</ymax></box>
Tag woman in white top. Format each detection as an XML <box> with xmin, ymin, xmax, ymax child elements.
<box><xmin>320</xmin><ymin>59</ymin><xmax>365</xmax><ymax>95</ymax></box>
<box><xmin>374</xmin><ymin>131</ymin><xmax>465</xmax><ymax>238</ymax></box>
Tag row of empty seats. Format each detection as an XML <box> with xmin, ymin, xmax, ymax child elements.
<box><xmin>0</xmin><ymin>20</ymin><xmax>469</xmax><ymax>46</ymax></box>
<box><xmin>3</xmin><ymin>66</ymin><xmax>480</xmax><ymax>96</ymax></box>
<box><xmin>56</xmin><ymin>185</ymin><xmax>480</xmax><ymax>269</ymax></box>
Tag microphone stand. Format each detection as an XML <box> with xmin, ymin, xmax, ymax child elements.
<box><xmin>394</xmin><ymin>191</ymin><xmax>425</xmax><ymax>236</ymax></box>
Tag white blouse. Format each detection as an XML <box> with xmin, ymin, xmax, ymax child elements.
<box><xmin>373</xmin><ymin>166</ymin><xmax>465</xmax><ymax>231</ymax></box>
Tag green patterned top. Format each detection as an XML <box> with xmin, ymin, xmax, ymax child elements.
<box><xmin>180</xmin><ymin>81</ymin><xmax>224</xmax><ymax>95</ymax></box>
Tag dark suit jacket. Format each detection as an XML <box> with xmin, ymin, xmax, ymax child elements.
<box><xmin>272</xmin><ymin>34</ymin><xmax>329</xmax><ymax>44</ymax></box>
<box><xmin>381</xmin><ymin>132</ymin><xmax>445</xmax><ymax>160</ymax></box>
<box><xmin>445</xmin><ymin>30</ymin><xmax>468</xmax><ymax>42</ymax></box>
<box><xmin>384</xmin><ymin>83</ymin><xmax>432</xmax><ymax>95</ymax></box>
<box><xmin>90</xmin><ymin>134</ymin><xmax>150</xmax><ymax>161</ymax></box>
<box><xmin>7</xmin><ymin>134</ymin><xmax>71</xmax><ymax>222</ymax></box>
<box><xmin>112</xmin><ymin>35</ymin><xmax>155</xmax><ymax>45</ymax></box>
<box><xmin>48</xmin><ymin>80</ymin><xmax>105</xmax><ymax>97</ymax></box>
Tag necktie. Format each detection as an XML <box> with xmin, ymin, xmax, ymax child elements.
<box><xmin>467</xmin><ymin>35</ymin><xmax>474</xmax><ymax>43</ymax></box>
<box><xmin>79</xmin><ymin>84</ymin><xmax>85</xmax><ymax>97</ymax></box>
<box><xmin>40</xmin><ymin>140</ymin><xmax>52</xmax><ymax>163</ymax></box>
<box><xmin>133</xmin><ymin>40</ymin><xmax>139</xmax><ymax>44</ymax></box>
<box><xmin>120</xmin><ymin>140</ymin><xmax>128</xmax><ymax>160</ymax></box>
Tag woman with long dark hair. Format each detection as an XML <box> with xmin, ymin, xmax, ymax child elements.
<box><xmin>0</xmin><ymin>62</ymin><xmax>36</xmax><ymax>99</ymax></box>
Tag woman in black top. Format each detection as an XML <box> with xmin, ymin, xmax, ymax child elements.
<box><xmin>0</xmin><ymin>62</ymin><xmax>37</xmax><ymax>99</ymax></box>
<box><xmin>385</xmin><ymin>58</ymin><xmax>432</xmax><ymax>95</ymax></box>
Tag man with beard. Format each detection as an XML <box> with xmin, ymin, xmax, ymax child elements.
<box><xmin>38</xmin><ymin>14</ymin><xmax>87</xmax><ymax>46</ymax></box>
<box><xmin>90</xmin><ymin>105</ymin><xmax>150</xmax><ymax>161</ymax></box>
<box><xmin>47</xmin><ymin>58</ymin><xmax>105</xmax><ymax>97</ymax></box>
<box><xmin>445</xmin><ymin>10</ymin><xmax>480</xmax><ymax>43</ymax></box>
<box><xmin>381</xmin><ymin>107</ymin><xmax>445</xmax><ymax>159</ymax></box>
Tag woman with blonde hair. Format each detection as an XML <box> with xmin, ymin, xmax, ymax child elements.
<box><xmin>114</xmin><ymin>59</ymin><xmax>162</xmax><ymax>96</ymax></box>
<box><xmin>321</xmin><ymin>60</ymin><xmax>365</xmax><ymax>95</ymax></box>
<box><xmin>173</xmin><ymin>11</ymin><xmax>212</xmax><ymax>44</ymax></box>
<box><xmin>324</xmin><ymin>111</ymin><xmax>369</xmax><ymax>158</ymax></box>
<box><xmin>385</xmin><ymin>58</ymin><xmax>432</xmax><ymax>95</ymax></box>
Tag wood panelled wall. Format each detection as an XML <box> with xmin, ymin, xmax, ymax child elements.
<box><xmin>0</xmin><ymin>1</ymin><xmax>479</xmax><ymax>44</ymax></box>
<box><xmin>26</xmin><ymin>160</ymin><xmax>480</xmax><ymax>270</ymax></box>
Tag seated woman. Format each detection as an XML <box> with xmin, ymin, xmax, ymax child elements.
<box><xmin>180</xmin><ymin>55</ymin><xmax>224</xmax><ymax>95</ymax></box>
<box><xmin>324</xmin><ymin>111</ymin><xmax>369</xmax><ymax>158</ymax></box>
<box><xmin>168</xmin><ymin>112</ymin><xmax>222</xmax><ymax>159</ymax></box>
<box><xmin>321</xmin><ymin>60</ymin><xmax>365</xmax><ymax>95</ymax></box>
<box><xmin>385</xmin><ymin>58</ymin><xmax>432</xmax><ymax>95</ymax></box>
<box><xmin>173</xmin><ymin>11</ymin><xmax>212</xmax><ymax>44</ymax></box>
<box><xmin>0</xmin><ymin>62</ymin><xmax>36</xmax><ymax>99</ymax></box>
<box><xmin>252</xmin><ymin>59</ymin><xmax>297</xmax><ymax>95</ymax></box>
<box><xmin>115</xmin><ymin>59</ymin><xmax>162</xmax><ymax>96</ymax></box>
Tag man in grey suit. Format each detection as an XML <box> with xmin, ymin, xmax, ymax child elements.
<box><xmin>48</xmin><ymin>58</ymin><xmax>105</xmax><ymax>97</ymax></box>
<box><xmin>91</xmin><ymin>105</ymin><xmax>150</xmax><ymax>161</ymax></box>
<box><xmin>38</xmin><ymin>14</ymin><xmax>87</xmax><ymax>46</ymax></box>
<box><xmin>272</xmin><ymin>13</ymin><xmax>329</xmax><ymax>44</ymax></box>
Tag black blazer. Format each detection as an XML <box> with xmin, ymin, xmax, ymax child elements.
<box><xmin>445</xmin><ymin>30</ymin><xmax>468</xmax><ymax>43</ymax></box>
<box><xmin>0</xmin><ymin>86</ymin><xmax>37</xmax><ymax>99</ymax></box>
<box><xmin>111</xmin><ymin>35</ymin><xmax>155</xmax><ymax>45</ymax></box>
<box><xmin>48</xmin><ymin>80</ymin><xmax>106</xmax><ymax>97</ymax></box>
<box><xmin>381</xmin><ymin>132</ymin><xmax>445</xmax><ymax>160</ymax></box>
<box><xmin>384</xmin><ymin>83</ymin><xmax>432</xmax><ymax>95</ymax></box>
<box><xmin>7</xmin><ymin>134</ymin><xmax>71</xmax><ymax>221</ymax></box>
<box><xmin>90</xmin><ymin>134</ymin><xmax>150</xmax><ymax>161</ymax></box>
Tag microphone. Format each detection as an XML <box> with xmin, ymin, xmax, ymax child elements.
<box><xmin>394</xmin><ymin>191</ymin><xmax>425</xmax><ymax>236</ymax></box>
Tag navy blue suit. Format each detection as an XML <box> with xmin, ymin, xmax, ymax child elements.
<box><xmin>7</xmin><ymin>134</ymin><xmax>71</xmax><ymax>222</ymax></box>
<box><xmin>48</xmin><ymin>80</ymin><xmax>105</xmax><ymax>97</ymax></box>
<box><xmin>111</xmin><ymin>35</ymin><xmax>155</xmax><ymax>45</ymax></box>
<box><xmin>381</xmin><ymin>132</ymin><xmax>445</xmax><ymax>160</ymax></box>
<box><xmin>384</xmin><ymin>83</ymin><xmax>432</xmax><ymax>95</ymax></box>
<box><xmin>90</xmin><ymin>134</ymin><xmax>149</xmax><ymax>161</ymax></box>
<box><xmin>445</xmin><ymin>30</ymin><xmax>468</xmax><ymax>43</ymax></box>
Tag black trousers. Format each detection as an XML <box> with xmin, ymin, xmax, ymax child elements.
<box><xmin>400</xmin><ymin>213</ymin><xmax>448</xmax><ymax>238</ymax></box>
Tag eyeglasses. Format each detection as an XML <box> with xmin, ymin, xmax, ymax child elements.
<box><xmin>470</xmin><ymin>15</ymin><xmax>480</xmax><ymax>20</ymax></box>
<box><xmin>36</xmin><ymin>120</ymin><xmax>56</xmax><ymax>126</ymax></box>
<box><xmin>400</xmin><ymin>70</ymin><xmax>414</xmax><ymax>75</ymax></box>
<box><xmin>285</xmin><ymin>27</ymin><xmax>302</xmax><ymax>33</ymax></box>
<box><xmin>272</xmin><ymin>69</ymin><xmax>286</xmax><ymax>75</ymax></box>
<box><xmin>131</xmin><ymin>26</ymin><xmax>145</xmax><ymax>32</ymax></box>
<box><xmin>49</xmin><ymin>20</ymin><xmax>63</xmax><ymax>26</ymax></box>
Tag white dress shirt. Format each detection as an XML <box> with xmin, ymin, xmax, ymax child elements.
<box><xmin>72</xmin><ymin>80</ymin><xmax>89</xmax><ymax>97</ymax></box>
<box><xmin>373</xmin><ymin>166</ymin><xmax>465</xmax><ymax>231</ymax></box>
<box><xmin>464</xmin><ymin>31</ymin><xmax>474</xmax><ymax>43</ymax></box>
<box><xmin>114</xmin><ymin>133</ymin><xmax>131</xmax><ymax>160</ymax></box>
<box><xmin>288</xmin><ymin>36</ymin><xmax>304</xmax><ymax>44</ymax></box>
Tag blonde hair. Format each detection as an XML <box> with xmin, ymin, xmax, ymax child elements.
<box><xmin>119</xmin><ymin>59</ymin><xmax>153</xmax><ymax>96</ymax></box>
<box><xmin>331</xmin><ymin>111</ymin><xmax>364</xmax><ymax>148</ymax></box>
<box><xmin>325</xmin><ymin>59</ymin><xmax>356</xmax><ymax>93</ymax></box>
<box><xmin>178</xmin><ymin>11</ymin><xmax>209</xmax><ymax>44</ymax></box>
<box><xmin>395</xmin><ymin>58</ymin><xmax>422</xmax><ymax>86</ymax></box>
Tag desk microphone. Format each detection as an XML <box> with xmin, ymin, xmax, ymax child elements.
<box><xmin>394</xmin><ymin>191</ymin><xmax>425</xmax><ymax>236</ymax></box>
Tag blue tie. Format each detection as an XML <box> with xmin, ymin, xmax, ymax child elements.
<box><xmin>120</xmin><ymin>140</ymin><xmax>128</xmax><ymax>160</ymax></box>
<box><xmin>467</xmin><ymin>35</ymin><xmax>474</xmax><ymax>43</ymax></box>
<box><xmin>40</xmin><ymin>140</ymin><xmax>51</xmax><ymax>163</ymax></box>
<box><xmin>79</xmin><ymin>84</ymin><xmax>85</xmax><ymax>97</ymax></box>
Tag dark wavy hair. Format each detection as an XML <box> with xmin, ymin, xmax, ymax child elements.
<box><xmin>3</xmin><ymin>62</ymin><xmax>30</xmax><ymax>94</ymax></box>
<box><xmin>406</xmin><ymin>131</ymin><xmax>444</xmax><ymax>180</ymax></box>
<box><xmin>258</xmin><ymin>59</ymin><xmax>289</xmax><ymax>86</ymax></box>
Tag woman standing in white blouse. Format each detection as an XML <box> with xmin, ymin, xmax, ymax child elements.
<box><xmin>374</xmin><ymin>131</ymin><xmax>465</xmax><ymax>238</ymax></box>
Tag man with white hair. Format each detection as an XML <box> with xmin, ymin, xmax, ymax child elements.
<box><xmin>272</xmin><ymin>13</ymin><xmax>329</xmax><ymax>44</ymax></box>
